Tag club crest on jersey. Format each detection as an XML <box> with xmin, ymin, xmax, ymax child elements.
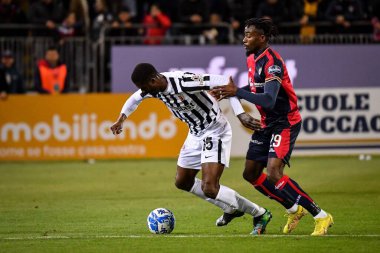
<box><xmin>268</xmin><ymin>65</ymin><xmax>281</xmax><ymax>74</ymax></box>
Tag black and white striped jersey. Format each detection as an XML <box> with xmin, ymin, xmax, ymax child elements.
<box><xmin>121</xmin><ymin>71</ymin><xmax>244</xmax><ymax>136</ymax></box>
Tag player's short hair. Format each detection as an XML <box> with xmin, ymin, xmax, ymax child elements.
<box><xmin>131</xmin><ymin>63</ymin><xmax>158</xmax><ymax>85</ymax></box>
<box><xmin>245</xmin><ymin>17</ymin><xmax>278</xmax><ymax>40</ymax></box>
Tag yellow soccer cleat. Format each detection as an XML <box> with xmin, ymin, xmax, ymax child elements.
<box><xmin>283</xmin><ymin>206</ymin><xmax>308</xmax><ymax>234</ymax></box>
<box><xmin>311</xmin><ymin>213</ymin><xmax>334</xmax><ymax>236</ymax></box>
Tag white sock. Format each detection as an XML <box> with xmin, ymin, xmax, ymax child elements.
<box><xmin>190</xmin><ymin>178</ymin><xmax>235</xmax><ymax>214</ymax></box>
<box><xmin>314</xmin><ymin>209</ymin><xmax>328</xmax><ymax>219</ymax></box>
<box><xmin>216</xmin><ymin>184</ymin><xmax>265</xmax><ymax>217</ymax></box>
<box><xmin>286</xmin><ymin>204</ymin><xmax>299</xmax><ymax>214</ymax></box>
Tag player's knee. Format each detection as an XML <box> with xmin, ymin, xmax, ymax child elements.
<box><xmin>242</xmin><ymin>168</ymin><xmax>260</xmax><ymax>183</ymax></box>
<box><xmin>242</xmin><ymin>170</ymin><xmax>254</xmax><ymax>183</ymax></box>
<box><xmin>174</xmin><ymin>179</ymin><xmax>184</xmax><ymax>190</ymax></box>
<box><xmin>174</xmin><ymin>177</ymin><xmax>192</xmax><ymax>192</ymax></box>
<box><xmin>201</xmin><ymin>181</ymin><xmax>218</xmax><ymax>199</ymax></box>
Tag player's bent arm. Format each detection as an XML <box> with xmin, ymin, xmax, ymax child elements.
<box><xmin>229</xmin><ymin>97</ymin><xmax>261</xmax><ymax>130</ymax></box>
<box><xmin>120</xmin><ymin>89</ymin><xmax>148</xmax><ymax>119</ymax></box>
<box><xmin>236</xmin><ymin>80</ymin><xmax>280</xmax><ymax>110</ymax></box>
<box><xmin>111</xmin><ymin>90</ymin><xmax>149</xmax><ymax>135</ymax></box>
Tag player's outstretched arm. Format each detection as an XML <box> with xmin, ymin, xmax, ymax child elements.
<box><xmin>236</xmin><ymin>80</ymin><xmax>280</xmax><ymax>110</ymax></box>
<box><xmin>110</xmin><ymin>90</ymin><xmax>147</xmax><ymax>135</ymax></box>
<box><xmin>214</xmin><ymin>77</ymin><xmax>280</xmax><ymax>110</ymax></box>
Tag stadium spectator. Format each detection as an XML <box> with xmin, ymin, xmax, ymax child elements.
<box><xmin>69</xmin><ymin>0</ymin><xmax>90</xmax><ymax>34</ymax></box>
<box><xmin>0</xmin><ymin>0</ymin><xmax>26</xmax><ymax>24</ymax></box>
<box><xmin>325</xmin><ymin>0</ymin><xmax>364</xmax><ymax>33</ymax></box>
<box><xmin>0</xmin><ymin>50</ymin><xmax>24</xmax><ymax>100</ymax></box>
<box><xmin>142</xmin><ymin>3</ymin><xmax>171</xmax><ymax>45</ymax></box>
<box><xmin>28</xmin><ymin>0</ymin><xmax>66</xmax><ymax>36</ymax></box>
<box><xmin>144</xmin><ymin>0</ymin><xmax>181</xmax><ymax>22</ymax></box>
<box><xmin>34</xmin><ymin>46</ymin><xmax>69</xmax><ymax>94</ymax></box>
<box><xmin>297</xmin><ymin>0</ymin><xmax>324</xmax><ymax>42</ymax></box>
<box><xmin>91</xmin><ymin>0</ymin><xmax>113</xmax><ymax>40</ymax></box>
<box><xmin>109</xmin><ymin>5</ymin><xmax>138</xmax><ymax>38</ymax></box>
<box><xmin>204</xmin><ymin>0</ymin><xmax>231</xmax><ymax>44</ymax></box>
<box><xmin>111</xmin><ymin>62</ymin><xmax>273</xmax><ymax>235</ymax></box>
<box><xmin>256</xmin><ymin>0</ymin><xmax>288</xmax><ymax>25</ymax></box>
<box><xmin>203</xmin><ymin>13</ymin><xmax>230</xmax><ymax>44</ymax></box>
<box><xmin>227</xmin><ymin>0</ymin><xmax>256</xmax><ymax>41</ymax></box>
<box><xmin>56</xmin><ymin>12</ymin><xmax>82</xmax><ymax>44</ymax></box>
<box><xmin>178</xmin><ymin>0</ymin><xmax>210</xmax><ymax>37</ymax></box>
<box><xmin>108</xmin><ymin>0</ymin><xmax>137</xmax><ymax>20</ymax></box>
<box><xmin>209</xmin><ymin>0</ymin><xmax>231</xmax><ymax>22</ymax></box>
<box><xmin>213</xmin><ymin>18</ymin><xmax>334</xmax><ymax>236</ymax></box>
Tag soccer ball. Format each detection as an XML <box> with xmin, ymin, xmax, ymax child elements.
<box><xmin>147</xmin><ymin>208</ymin><xmax>175</xmax><ymax>234</ymax></box>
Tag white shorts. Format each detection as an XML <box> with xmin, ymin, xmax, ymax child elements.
<box><xmin>177</xmin><ymin>115</ymin><xmax>232</xmax><ymax>170</ymax></box>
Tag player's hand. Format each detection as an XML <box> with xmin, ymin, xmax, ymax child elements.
<box><xmin>213</xmin><ymin>76</ymin><xmax>238</xmax><ymax>100</ymax></box>
<box><xmin>237</xmin><ymin>113</ymin><xmax>261</xmax><ymax>130</ymax></box>
<box><xmin>208</xmin><ymin>89</ymin><xmax>222</xmax><ymax>100</ymax></box>
<box><xmin>110</xmin><ymin>121</ymin><xmax>123</xmax><ymax>135</ymax></box>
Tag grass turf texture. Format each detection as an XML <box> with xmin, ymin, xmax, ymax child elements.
<box><xmin>0</xmin><ymin>156</ymin><xmax>379</xmax><ymax>252</ymax></box>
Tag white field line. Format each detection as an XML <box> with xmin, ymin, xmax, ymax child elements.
<box><xmin>1</xmin><ymin>234</ymin><xmax>380</xmax><ymax>240</ymax></box>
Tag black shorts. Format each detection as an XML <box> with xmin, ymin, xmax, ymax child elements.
<box><xmin>246</xmin><ymin>121</ymin><xmax>301</xmax><ymax>167</ymax></box>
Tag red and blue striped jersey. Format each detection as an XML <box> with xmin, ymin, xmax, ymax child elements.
<box><xmin>247</xmin><ymin>47</ymin><xmax>302</xmax><ymax>128</ymax></box>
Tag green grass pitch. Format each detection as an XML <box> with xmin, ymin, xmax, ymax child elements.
<box><xmin>0</xmin><ymin>156</ymin><xmax>379</xmax><ymax>252</ymax></box>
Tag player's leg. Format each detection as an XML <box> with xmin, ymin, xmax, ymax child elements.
<box><xmin>243</xmin><ymin>130</ymin><xmax>296</xmax><ymax>210</ymax></box>
<box><xmin>176</xmin><ymin>131</ymin><xmax>235</xmax><ymax>214</ymax></box>
<box><xmin>265</xmin><ymin>158</ymin><xmax>307</xmax><ymax>234</ymax></box>
<box><xmin>174</xmin><ymin>165</ymin><xmax>199</xmax><ymax>192</ymax></box>
<box><xmin>174</xmin><ymin>165</ymin><xmax>234</xmax><ymax>213</ymax></box>
<box><xmin>267</xmin><ymin>122</ymin><xmax>333</xmax><ymax>235</ymax></box>
<box><xmin>201</xmin><ymin>162</ymin><xmax>266</xmax><ymax>227</ymax></box>
<box><xmin>199</xmin><ymin>121</ymin><xmax>268</xmax><ymax>232</ymax></box>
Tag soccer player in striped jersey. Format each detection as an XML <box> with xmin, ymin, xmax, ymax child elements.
<box><xmin>110</xmin><ymin>63</ymin><xmax>272</xmax><ymax>235</ymax></box>
<box><xmin>213</xmin><ymin>18</ymin><xmax>333</xmax><ymax>236</ymax></box>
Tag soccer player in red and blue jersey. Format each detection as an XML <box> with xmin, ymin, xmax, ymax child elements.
<box><xmin>214</xmin><ymin>18</ymin><xmax>333</xmax><ymax>236</ymax></box>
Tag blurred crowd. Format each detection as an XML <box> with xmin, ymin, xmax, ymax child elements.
<box><xmin>1</xmin><ymin>0</ymin><xmax>380</xmax><ymax>96</ymax></box>
<box><xmin>0</xmin><ymin>0</ymin><xmax>379</xmax><ymax>44</ymax></box>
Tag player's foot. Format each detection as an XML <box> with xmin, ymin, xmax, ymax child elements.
<box><xmin>251</xmin><ymin>209</ymin><xmax>272</xmax><ymax>235</ymax></box>
<box><xmin>311</xmin><ymin>213</ymin><xmax>334</xmax><ymax>236</ymax></box>
<box><xmin>283</xmin><ymin>206</ymin><xmax>308</xmax><ymax>234</ymax></box>
<box><xmin>216</xmin><ymin>210</ymin><xmax>245</xmax><ymax>226</ymax></box>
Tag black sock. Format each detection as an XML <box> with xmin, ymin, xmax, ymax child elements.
<box><xmin>276</xmin><ymin>175</ymin><xmax>321</xmax><ymax>216</ymax></box>
<box><xmin>252</xmin><ymin>173</ymin><xmax>294</xmax><ymax>209</ymax></box>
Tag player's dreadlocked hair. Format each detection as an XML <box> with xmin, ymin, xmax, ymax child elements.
<box><xmin>131</xmin><ymin>63</ymin><xmax>158</xmax><ymax>85</ymax></box>
<box><xmin>245</xmin><ymin>17</ymin><xmax>278</xmax><ymax>41</ymax></box>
